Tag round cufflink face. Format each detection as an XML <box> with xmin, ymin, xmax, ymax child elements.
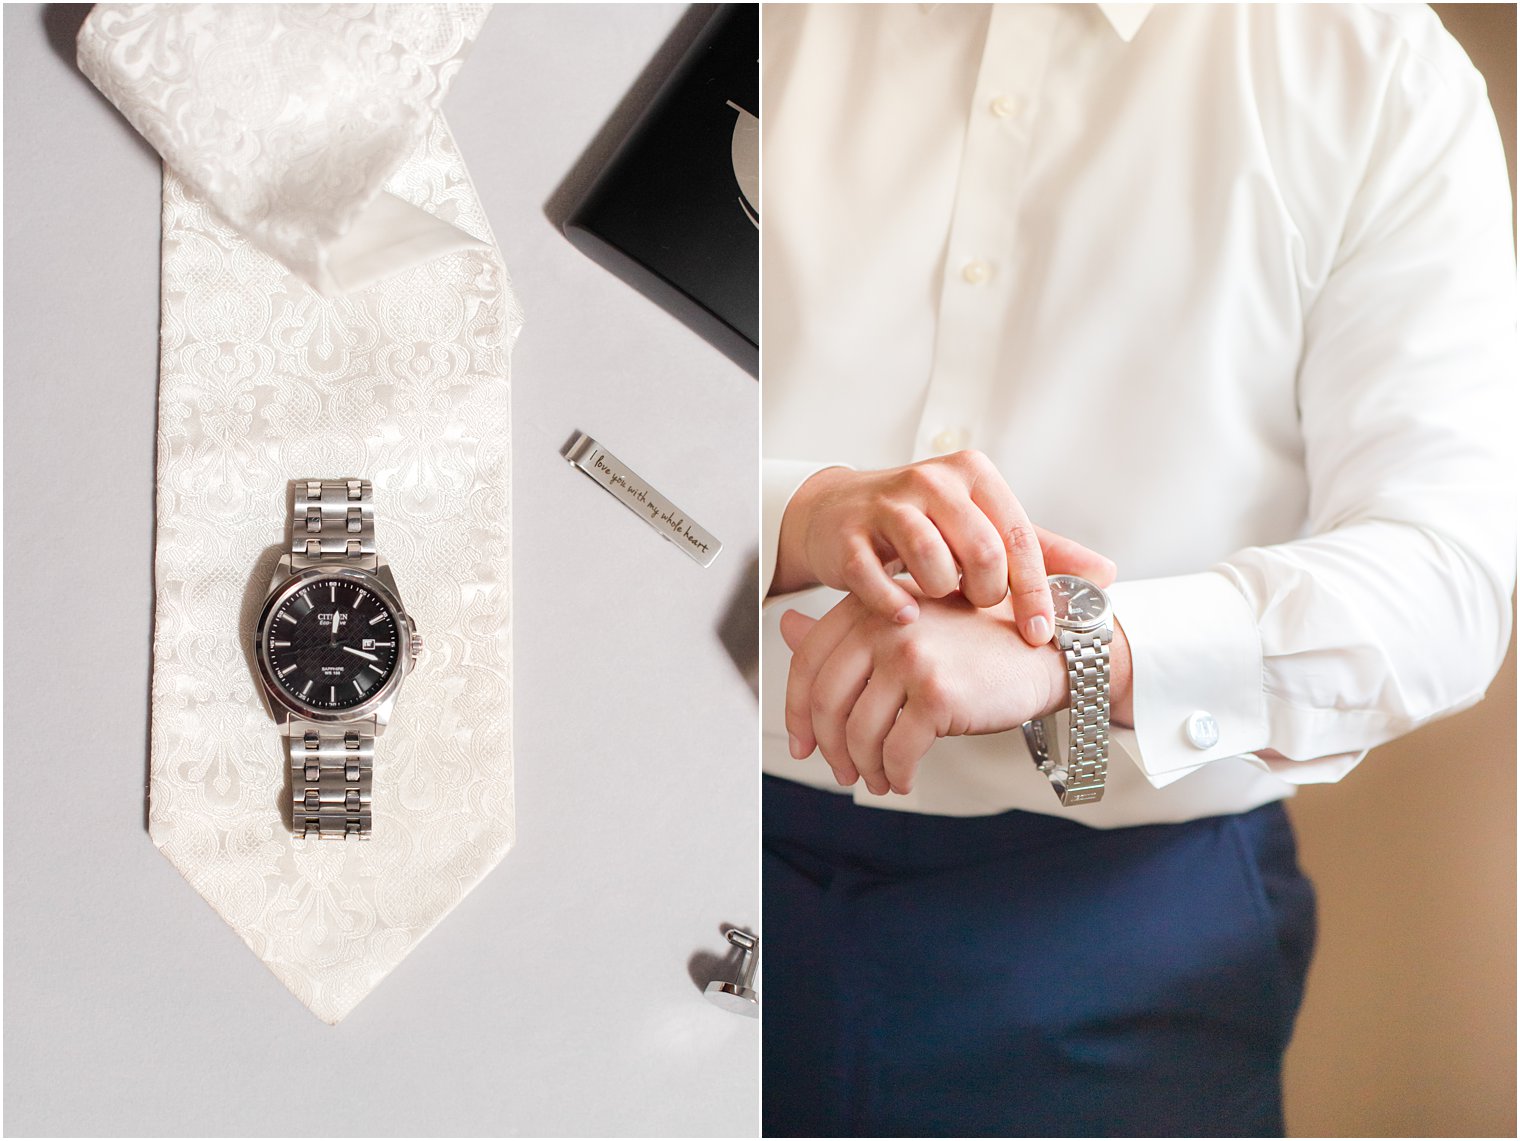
<box><xmin>1185</xmin><ymin>710</ymin><xmax>1220</xmax><ymax>750</ymax></box>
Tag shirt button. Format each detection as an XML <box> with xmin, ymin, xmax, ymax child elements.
<box><xmin>931</xmin><ymin>427</ymin><xmax>969</xmax><ymax>453</ymax></box>
<box><xmin>1185</xmin><ymin>710</ymin><xmax>1220</xmax><ymax>750</ymax></box>
<box><xmin>989</xmin><ymin>94</ymin><xmax>1023</xmax><ymax>119</ymax></box>
<box><xmin>961</xmin><ymin>259</ymin><xmax>991</xmax><ymax>284</ymax></box>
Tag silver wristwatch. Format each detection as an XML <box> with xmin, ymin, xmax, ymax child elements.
<box><xmin>253</xmin><ymin>479</ymin><xmax>421</xmax><ymax>840</ymax></box>
<box><xmin>1021</xmin><ymin>574</ymin><xmax>1112</xmax><ymax>807</ymax></box>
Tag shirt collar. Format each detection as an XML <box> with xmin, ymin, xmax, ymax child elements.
<box><xmin>1096</xmin><ymin>3</ymin><xmax>1153</xmax><ymax>42</ymax></box>
<box><xmin>917</xmin><ymin>5</ymin><xmax>1154</xmax><ymax>43</ymax></box>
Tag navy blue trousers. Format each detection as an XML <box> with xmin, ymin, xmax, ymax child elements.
<box><xmin>762</xmin><ymin>776</ymin><xmax>1316</xmax><ymax>1137</ymax></box>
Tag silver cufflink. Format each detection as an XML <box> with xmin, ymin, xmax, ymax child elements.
<box><xmin>1185</xmin><ymin>709</ymin><xmax>1220</xmax><ymax>749</ymax></box>
<box><xmin>705</xmin><ymin>928</ymin><xmax>759</xmax><ymax>1017</ymax></box>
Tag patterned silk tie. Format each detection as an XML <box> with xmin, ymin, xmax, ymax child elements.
<box><xmin>79</xmin><ymin>3</ymin><xmax>521</xmax><ymax>1023</ymax></box>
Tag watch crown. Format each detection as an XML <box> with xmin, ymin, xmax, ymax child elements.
<box><xmin>410</xmin><ymin>631</ymin><xmax>424</xmax><ymax>661</ymax></box>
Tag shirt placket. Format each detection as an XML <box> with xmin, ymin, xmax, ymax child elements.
<box><xmin>915</xmin><ymin>4</ymin><xmax>1060</xmax><ymax>460</ymax></box>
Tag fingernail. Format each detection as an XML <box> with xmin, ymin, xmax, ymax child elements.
<box><xmin>788</xmin><ymin>733</ymin><xmax>805</xmax><ymax>759</ymax></box>
<box><xmin>835</xmin><ymin>768</ymin><xmax>856</xmax><ymax>787</ymax></box>
<box><xmin>1027</xmin><ymin>615</ymin><xmax>1051</xmax><ymax>644</ymax></box>
<box><xmin>894</xmin><ymin>603</ymin><xmax>919</xmax><ymax>624</ymax></box>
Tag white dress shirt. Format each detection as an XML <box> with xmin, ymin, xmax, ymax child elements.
<box><xmin>761</xmin><ymin>3</ymin><xmax>1516</xmax><ymax>827</ymax></box>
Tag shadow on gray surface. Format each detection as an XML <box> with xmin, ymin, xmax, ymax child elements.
<box><xmin>42</xmin><ymin>4</ymin><xmax>161</xmax><ymax>167</ymax></box>
<box><xmin>717</xmin><ymin>550</ymin><xmax>759</xmax><ymax>698</ymax></box>
<box><xmin>41</xmin><ymin>3</ymin><xmax>88</xmax><ymax>63</ymax></box>
<box><xmin>543</xmin><ymin>3</ymin><xmax>716</xmax><ymax>230</ymax></box>
<box><xmin>687</xmin><ymin>922</ymin><xmax>754</xmax><ymax>995</ymax></box>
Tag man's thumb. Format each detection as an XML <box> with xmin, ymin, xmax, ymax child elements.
<box><xmin>1035</xmin><ymin>526</ymin><xmax>1118</xmax><ymax>588</ymax></box>
<box><xmin>779</xmin><ymin>608</ymin><xmax>817</xmax><ymax>652</ymax></box>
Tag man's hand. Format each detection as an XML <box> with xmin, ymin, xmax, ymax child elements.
<box><xmin>780</xmin><ymin>590</ymin><xmax>1133</xmax><ymax>795</ymax></box>
<box><xmin>770</xmin><ymin>452</ymin><xmax>1115</xmax><ymax>646</ymax></box>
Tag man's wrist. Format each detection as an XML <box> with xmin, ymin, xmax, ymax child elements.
<box><xmin>771</xmin><ymin>465</ymin><xmax>850</xmax><ymax>596</ymax></box>
<box><xmin>1035</xmin><ymin>615</ymin><xmax>1134</xmax><ymax>728</ymax></box>
<box><xmin>1037</xmin><ymin>638</ymin><xmax>1069</xmax><ymax>719</ymax></box>
<box><xmin>1109</xmin><ymin>617</ymin><xmax>1133</xmax><ymax>728</ymax></box>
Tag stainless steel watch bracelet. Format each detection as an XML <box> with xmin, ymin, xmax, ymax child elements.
<box><xmin>1024</xmin><ymin>629</ymin><xmax>1111</xmax><ymax>807</ymax></box>
<box><xmin>291</xmin><ymin>478</ymin><xmax>376</xmax><ymax>569</ymax></box>
<box><xmin>288</xmin><ymin>720</ymin><xmax>375</xmax><ymax>840</ymax></box>
<box><xmin>285</xmin><ymin>478</ymin><xmax>378</xmax><ymax>840</ymax></box>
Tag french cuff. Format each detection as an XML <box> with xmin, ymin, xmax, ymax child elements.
<box><xmin>760</xmin><ymin>459</ymin><xmax>853</xmax><ymax>602</ymax></box>
<box><xmin>1105</xmin><ymin>571</ymin><xmax>1267</xmax><ymax>789</ymax></box>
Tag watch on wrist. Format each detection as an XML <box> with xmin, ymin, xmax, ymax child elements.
<box><xmin>1021</xmin><ymin>574</ymin><xmax>1112</xmax><ymax>807</ymax></box>
<box><xmin>253</xmin><ymin>479</ymin><xmax>422</xmax><ymax>840</ymax></box>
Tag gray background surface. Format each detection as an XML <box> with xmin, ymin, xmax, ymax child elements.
<box><xmin>4</xmin><ymin>5</ymin><xmax>759</xmax><ymax>1136</ymax></box>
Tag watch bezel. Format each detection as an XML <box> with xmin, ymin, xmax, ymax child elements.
<box><xmin>1047</xmin><ymin>573</ymin><xmax>1111</xmax><ymax>633</ymax></box>
<box><xmin>254</xmin><ymin>564</ymin><xmax>413</xmax><ymax>724</ymax></box>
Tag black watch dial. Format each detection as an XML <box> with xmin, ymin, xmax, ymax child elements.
<box><xmin>1049</xmin><ymin>574</ymin><xmax>1109</xmax><ymax>628</ymax></box>
<box><xmin>265</xmin><ymin>577</ymin><xmax>402</xmax><ymax>711</ymax></box>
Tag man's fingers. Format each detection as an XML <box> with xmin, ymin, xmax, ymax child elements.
<box><xmin>782</xmin><ymin>602</ymin><xmax>856</xmax><ymax>760</ymax></box>
<box><xmin>808</xmin><ymin>631</ymin><xmax>874</xmax><ymax>788</ymax></box>
<box><xmin>1035</xmin><ymin>525</ymin><xmax>1118</xmax><ymax>588</ymax></box>
<box><xmin>879</xmin><ymin>508</ymin><xmax>960</xmax><ymax>599</ymax></box>
<box><xmin>845</xmin><ymin>673</ymin><xmax>905</xmax><ymax>794</ymax></box>
<box><xmin>880</xmin><ymin>694</ymin><xmax>941</xmax><ymax>795</ymax></box>
<box><xmin>837</xmin><ymin>537</ymin><xmax>920</xmax><ymax>624</ymax></box>
<box><xmin>781</xmin><ymin>608</ymin><xmax>828</xmax><ymax>758</ymax></box>
<box><xmin>966</xmin><ymin>474</ymin><xmax>1051</xmax><ymax>645</ymax></box>
<box><xmin>927</xmin><ymin>497</ymin><xmax>1009</xmax><ymax>607</ymax></box>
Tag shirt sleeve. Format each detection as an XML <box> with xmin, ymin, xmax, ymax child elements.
<box><xmin>761</xmin><ymin>458</ymin><xmax>853</xmax><ymax>603</ymax></box>
<box><xmin>1110</xmin><ymin>27</ymin><xmax>1516</xmax><ymax>789</ymax></box>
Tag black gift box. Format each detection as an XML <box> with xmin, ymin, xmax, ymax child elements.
<box><xmin>564</xmin><ymin>5</ymin><xmax>758</xmax><ymax>377</ymax></box>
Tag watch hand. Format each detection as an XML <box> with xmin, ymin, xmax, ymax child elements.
<box><xmin>342</xmin><ymin>646</ymin><xmax>378</xmax><ymax>662</ymax></box>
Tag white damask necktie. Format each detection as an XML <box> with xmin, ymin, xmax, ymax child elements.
<box><xmin>78</xmin><ymin>3</ymin><xmax>521</xmax><ymax>1023</ymax></box>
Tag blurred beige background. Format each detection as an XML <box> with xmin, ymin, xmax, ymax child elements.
<box><xmin>1283</xmin><ymin>10</ymin><xmax>1516</xmax><ymax>1137</ymax></box>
